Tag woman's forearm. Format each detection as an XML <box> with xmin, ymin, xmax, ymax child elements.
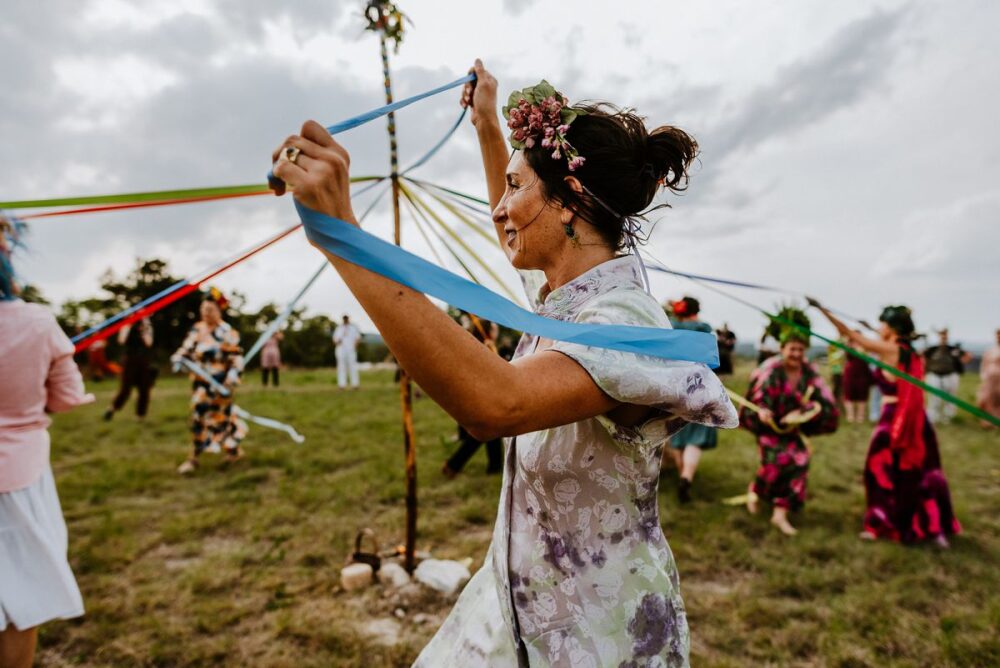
<box><xmin>313</xmin><ymin>242</ymin><xmax>514</xmax><ymax>425</ymax></box>
<box><xmin>476</xmin><ymin>119</ymin><xmax>509</xmax><ymax>211</ymax></box>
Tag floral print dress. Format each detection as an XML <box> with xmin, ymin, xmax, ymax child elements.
<box><xmin>739</xmin><ymin>356</ymin><xmax>839</xmax><ymax>510</ymax></box>
<box><xmin>414</xmin><ymin>257</ymin><xmax>738</xmax><ymax>668</ymax></box>
<box><xmin>171</xmin><ymin>321</ymin><xmax>247</xmax><ymax>457</ymax></box>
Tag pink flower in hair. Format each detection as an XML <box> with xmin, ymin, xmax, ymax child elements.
<box><xmin>501</xmin><ymin>80</ymin><xmax>588</xmax><ymax>170</ymax></box>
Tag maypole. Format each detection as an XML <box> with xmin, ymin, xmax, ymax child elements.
<box><xmin>364</xmin><ymin>0</ymin><xmax>418</xmax><ymax>573</ymax></box>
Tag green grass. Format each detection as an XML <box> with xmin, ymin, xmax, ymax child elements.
<box><xmin>38</xmin><ymin>363</ymin><xmax>999</xmax><ymax>667</ymax></box>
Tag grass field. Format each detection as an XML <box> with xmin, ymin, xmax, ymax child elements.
<box><xmin>36</xmin><ymin>362</ymin><xmax>999</xmax><ymax>667</ymax></box>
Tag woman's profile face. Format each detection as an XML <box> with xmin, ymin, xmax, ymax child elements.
<box><xmin>492</xmin><ymin>152</ymin><xmax>570</xmax><ymax>270</ymax></box>
<box><xmin>878</xmin><ymin>321</ymin><xmax>894</xmax><ymax>341</ymax></box>
<box><xmin>200</xmin><ymin>300</ymin><xmax>222</xmax><ymax>324</ymax></box>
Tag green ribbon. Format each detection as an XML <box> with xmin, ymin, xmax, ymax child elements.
<box><xmin>770</xmin><ymin>311</ymin><xmax>1000</xmax><ymax>428</ymax></box>
<box><xmin>0</xmin><ymin>176</ymin><xmax>381</xmax><ymax>210</ymax></box>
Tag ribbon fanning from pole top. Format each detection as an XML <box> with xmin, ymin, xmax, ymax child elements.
<box><xmin>267</xmin><ymin>74</ymin><xmax>475</xmax><ymax>189</ymax></box>
<box><xmin>294</xmin><ymin>201</ymin><xmax>720</xmax><ymax>367</ymax></box>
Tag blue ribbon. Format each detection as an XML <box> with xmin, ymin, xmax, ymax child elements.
<box><xmin>294</xmin><ymin>201</ymin><xmax>719</xmax><ymax>367</ymax></box>
<box><xmin>647</xmin><ymin>265</ymin><xmax>789</xmax><ymax>293</ymax></box>
<box><xmin>268</xmin><ymin>74</ymin><xmax>475</xmax><ymax>189</ymax></box>
<box><xmin>243</xmin><ymin>261</ymin><xmax>327</xmax><ymax>364</ymax></box>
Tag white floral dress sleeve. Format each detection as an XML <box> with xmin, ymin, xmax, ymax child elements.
<box><xmin>548</xmin><ymin>288</ymin><xmax>739</xmax><ymax>438</ymax></box>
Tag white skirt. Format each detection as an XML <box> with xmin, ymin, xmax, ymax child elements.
<box><xmin>0</xmin><ymin>467</ymin><xmax>84</xmax><ymax>630</ymax></box>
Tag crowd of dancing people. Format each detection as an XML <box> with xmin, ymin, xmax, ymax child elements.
<box><xmin>3</xmin><ymin>58</ymin><xmax>1000</xmax><ymax>666</ymax></box>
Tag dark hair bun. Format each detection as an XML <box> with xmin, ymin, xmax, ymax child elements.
<box><xmin>646</xmin><ymin>126</ymin><xmax>699</xmax><ymax>193</ymax></box>
<box><xmin>523</xmin><ymin>103</ymin><xmax>699</xmax><ymax>250</ymax></box>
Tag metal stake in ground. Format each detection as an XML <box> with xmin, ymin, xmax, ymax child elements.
<box><xmin>364</xmin><ymin>0</ymin><xmax>418</xmax><ymax>574</ymax></box>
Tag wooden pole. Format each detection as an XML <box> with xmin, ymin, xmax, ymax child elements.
<box><xmin>376</xmin><ymin>26</ymin><xmax>418</xmax><ymax>574</ymax></box>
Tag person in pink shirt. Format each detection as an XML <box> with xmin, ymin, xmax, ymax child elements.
<box><xmin>0</xmin><ymin>216</ymin><xmax>93</xmax><ymax>668</ymax></box>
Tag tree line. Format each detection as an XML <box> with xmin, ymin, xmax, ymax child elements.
<box><xmin>37</xmin><ymin>257</ymin><xmax>389</xmax><ymax>368</ymax></box>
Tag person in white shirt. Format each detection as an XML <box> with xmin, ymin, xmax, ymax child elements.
<box><xmin>332</xmin><ymin>315</ymin><xmax>361</xmax><ymax>389</ymax></box>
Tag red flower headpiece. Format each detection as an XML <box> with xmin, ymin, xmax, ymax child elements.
<box><xmin>206</xmin><ymin>286</ymin><xmax>229</xmax><ymax>310</ymax></box>
<box><xmin>671</xmin><ymin>299</ymin><xmax>689</xmax><ymax>317</ymax></box>
<box><xmin>502</xmin><ymin>81</ymin><xmax>587</xmax><ymax>171</ymax></box>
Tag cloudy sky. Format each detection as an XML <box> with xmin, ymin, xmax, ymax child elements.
<box><xmin>4</xmin><ymin>0</ymin><xmax>998</xmax><ymax>347</ymax></box>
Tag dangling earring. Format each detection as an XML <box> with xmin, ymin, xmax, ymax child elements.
<box><xmin>564</xmin><ymin>223</ymin><xmax>581</xmax><ymax>249</ymax></box>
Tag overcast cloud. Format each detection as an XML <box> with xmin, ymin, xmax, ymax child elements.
<box><xmin>3</xmin><ymin>0</ymin><xmax>998</xmax><ymax>347</ymax></box>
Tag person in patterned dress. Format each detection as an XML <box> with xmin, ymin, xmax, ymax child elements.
<box><xmin>269</xmin><ymin>60</ymin><xmax>739</xmax><ymax>667</ymax></box>
<box><xmin>739</xmin><ymin>308</ymin><xmax>839</xmax><ymax>536</ymax></box>
<box><xmin>171</xmin><ymin>290</ymin><xmax>247</xmax><ymax>474</ymax></box>
<box><xmin>811</xmin><ymin>301</ymin><xmax>961</xmax><ymax>547</ymax></box>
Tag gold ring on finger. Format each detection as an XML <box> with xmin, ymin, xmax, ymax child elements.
<box><xmin>284</xmin><ymin>146</ymin><xmax>302</xmax><ymax>165</ymax></box>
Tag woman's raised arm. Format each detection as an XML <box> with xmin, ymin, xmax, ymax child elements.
<box><xmin>271</xmin><ymin>121</ymin><xmax>617</xmax><ymax>441</ymax></box>
<box><xmin>808</xmin><ymin>297</ymin><xmax>895</xmax><ymax>358</ymax></box>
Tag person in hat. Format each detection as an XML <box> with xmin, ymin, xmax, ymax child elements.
<box><xmin>738</xmin><ymin>307</ymin><xmax>839</xmax><ymax>535</ymax></box>
<box><xmin>811</xmin><ymin>301</ymin><xmax>961</xmax><ymax>547</ymax></box>
<box><xmin>170</xmin><ymin>288</ymin><xmax>247</xmax><ymax>474</ymax></box>
<box><xmin>922</xmin><ymin>328</ymin><xmax>971</xmax><ymax>423</ymax></box>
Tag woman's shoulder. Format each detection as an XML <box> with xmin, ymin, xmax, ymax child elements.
<box><xmin>573</xmin><ymin>283</ymin><xmax>670</xmax><ymax>329</ymax></box>
<box><xmin>4</xmin><ymin>300</ymin><xmax>61</xmax><ymax>332</ymax></box>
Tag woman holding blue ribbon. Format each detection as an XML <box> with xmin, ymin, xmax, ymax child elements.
<box><xmin>271</xmin><ymin>60</ymin><xmax>737</xmax><ymax>667</ymax></box>
<box><xmin>171</xmin><ymin>289</ymin><xmax>247</xmax><ymax>475</ymax></box>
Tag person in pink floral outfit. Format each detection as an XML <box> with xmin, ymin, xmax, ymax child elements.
<box><xmin>739</xmin><ymin>309</ymin><xmax>839</xmax><ymax>536</ymax></box>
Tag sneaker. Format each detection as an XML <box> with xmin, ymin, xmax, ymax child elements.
<box><xmin>103</xmin><ymin>409</ymin><xmax>114</xmax><ymax>422</ymax></box>
<box><xmin>177</xmin><ymin>459</ymin><xmax>198</xmax><ymax>475</ymax></box>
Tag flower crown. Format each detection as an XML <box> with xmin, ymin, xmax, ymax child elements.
<box><xmin>502</xmin><ymin>81</ymin><xmax>587</xmax><ymax>171</ymax></box>
<box><xmin>206</xmin><ymin>286</ymin><xmax>230</xmax><ymax>310</ymax></box>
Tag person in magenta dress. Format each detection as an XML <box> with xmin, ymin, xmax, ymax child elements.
<box><xmin>812</xmin><ymin>300</ymin><xmax>961</xmax><ymax>547</ymax></box>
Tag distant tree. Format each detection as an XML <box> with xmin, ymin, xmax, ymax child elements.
<box><xmin>57</xmin><ymin>258</ymin><xmax>209</xmax><ymax>364</ymax></box>
<box><xmin>18</xmin><ymin>284</ymin><xmax>49</xmax><ymax>305</ymax></box>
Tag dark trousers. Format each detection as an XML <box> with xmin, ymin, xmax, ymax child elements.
<box><xmin>447</xmin><ymin>425</ymin><xmax>503</xmax><ymax>474</ymax></box>
<box><xmin>112</xmin><ymin>360</ymin><xmax>152</xmax><ymax>417</ymax></box>
<box><xmin>262</xmin><ymin>367</ymin><xmax>280</xmax><ymax>386</ymax></box>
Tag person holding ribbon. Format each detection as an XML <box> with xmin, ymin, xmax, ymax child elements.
<box><xmin>665</xmin><ymin>296</ymin><xmax>719</xmax><ymax>504</ymax></box>
<box><xmin>270</xmin><ymin>60</ymin><xmax>737</xmax><ymax>667</ymax></box>
<box><xmin>810</xmin><ymin>301</ymin><xmax>961</xmax><ymax>547</ymax></box>
<box><xmin>738</xmin><ymin>308</ymin><xmax>839</xmax><ymax>536</ymax></box>
<box><xmin>171</xmin><ymin>288</ymin><xmax>247</xmax><ymax>475</ymax></box>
